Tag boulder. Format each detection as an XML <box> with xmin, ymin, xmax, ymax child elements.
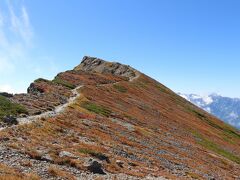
<box><xmin>84</xmin><ymin>158</ymin><xmax>106</xmax><ymax>175</ymax></box>
<box><xmin>59</xmin><ymin>151</ymin><xmax>75</xmax><ymax>158</ymax></box>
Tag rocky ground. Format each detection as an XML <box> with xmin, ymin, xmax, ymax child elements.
<box><xmin>0</xmin><ymin>144</ymin><xmax>165</xmax><ymax>180</ymax></box>
<box><xmin>0</xmin><ymin>56</ymin><xmax>239</xmax><ymax>179</ymax></box>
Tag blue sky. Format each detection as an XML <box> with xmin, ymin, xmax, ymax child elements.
<box><xmin>0</xmin><ymin>0</ymin><xmax>240</xmax><ymax>97</ymax></box>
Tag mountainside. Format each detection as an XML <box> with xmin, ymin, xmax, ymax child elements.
<box><xmin>179</xmin><ymin>93</ymin><xmax>240</xmax><ymax>129</ymax></box>
<box><xmin>0</xmin><ymin>56</ymin><xmax>239</xmax><ymax>179</ymax></box>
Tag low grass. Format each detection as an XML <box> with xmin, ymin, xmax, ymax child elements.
<box><xmin>0</xmin><ymin>95</ymin><xmax>27</xmax><ymax>120</ymax></box>
<box><xmin>190</xmin><ymin>109</ymin><xmax>206</xmax><ymax>119</ymax></box>
<box><xmin>156</xmin><ymin>84</ymin><xmax>170</xmax><ymax>94</ymax></box>
<box><xmin>186</xmin><ymin>172</ymin><xmax>201</xmax><ymax>179</ymax></box>
<box><xmin>0</xmin><ymin>163</ymin><xmax>39</xmax><ymax>180</ymax></box>
<box><xmin>113</xmin><ymin>84</ymin><xmax>127</xmax><ymax>93</ymax></box>
<box><xmin>52</xmin><ymin>77</ymin><xmax>76</xmax><ymax>89</ymax></box>
<box><xmin>192</xmin><ymin>131</ymin><xmax>240</xmax><ymax>164</ymax></box>
<box><xmin>80</xmin><ymin>101</ymin><xmax>111</xmax><ymax>117</ymax></box>
<box><xmin>48</xmin><ymin>166</ymin><xmax>75</xmax><ymax>179</ymax></box>
<box><xmin>133</xmin><ymin>81</ymin><xmax>147</xmax><ymax>89</ymax></box>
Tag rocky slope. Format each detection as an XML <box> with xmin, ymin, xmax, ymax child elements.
<box><xmin>0</xmin><ymin>56</ymin><xmax>239</xmax><ymax>179</ymax></box>
<box><xmin>179</xmin><ymin>93</ymin><xmax>240</xmax><ymax>129</ymax></box>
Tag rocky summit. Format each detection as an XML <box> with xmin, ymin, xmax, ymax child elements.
<box><xmin>74</xmin><ymin>56</ymin><xmax>138</xmax><ymax>80</ymax></box>
<box><xmin>0</xmin><ymin>56</ymin><xmax>239</xmax><ymax>179</ymax></box>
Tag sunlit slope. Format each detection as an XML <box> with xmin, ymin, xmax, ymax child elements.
<box><xmin>0</xmin><ymin>57</ymin><xmax>239</xmax><ymax>179</ymax></box>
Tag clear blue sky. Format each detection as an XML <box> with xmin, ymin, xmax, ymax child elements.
<box><xmin>0</xmin><ymin>0</ymin><xmax>240</xmax><ymax>97</ymax></box>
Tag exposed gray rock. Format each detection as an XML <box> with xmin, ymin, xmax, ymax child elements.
<box><xmin>0</xmin><ymin>145</ymin><xmax>166</xmax><ymax>179</ymax></box>
<box><xmin>110</xmin><ymin>118</ymin><xmax>135</xmax><ymax>131</ymax></box>
<box><xmin>59</xmin><ymin>151</ymin><xmax>75</xmax><ymax>158</ymax></box>
<box><xmin>74</xmin><ymin>56</ymin><xmax>138</xmax><ymax>80</ymax></box>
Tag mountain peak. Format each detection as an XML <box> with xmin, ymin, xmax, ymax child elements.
<box><xmin>0</xmin><ymin>57</ymin><xmax>240</xmax><ymax>179</ymax></box>
<box><xmin>74</xmin><ymin>56</ymin><xmax>138</xmax><ymax>80</ymax></box>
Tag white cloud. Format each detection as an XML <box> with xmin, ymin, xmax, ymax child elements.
<box><xmin>9</xmin><ymin>3</ymin><xmax>33</xmax><ymax>45</ymax></box>
<box><xmin>0</xmin><ymin>1</ymin><xmax>32</xmax><ymax>64</ymax></box>
<box><xmin>0</xmin><ymin>1</ymin><xmax>58</xmax><ymax>93</ymax></box>
<box><xmin>0</xmin><ymin>1</ymin><xmax>34</xmax><ymax>93</ymax></box>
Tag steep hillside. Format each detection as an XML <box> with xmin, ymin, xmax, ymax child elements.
<box><xmin>0</xmin><ymin>56</ymin><xmax>239</xmax><ymax>179</ymax></box>
<box><xmin>179</xmin><ymin>93</ymin><xmax>240</xmax><ymax>129</ymax></box>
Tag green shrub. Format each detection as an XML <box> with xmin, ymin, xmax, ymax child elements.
<box><xmin>52</xmin><ymin>77</ymin><xmax>76</xmax><ymax>89</ymax></box>
<box><xmin>156</xmin><ymin>84</ymin><xmax>170</xmax><ymax>94</ymax></box>
<box><xmin>0</xmin><ymin>96</ymin><xmax>27</xmax><ymax>120</ymax></box>
<box><xmin>34</xmin><ymin>78</ymin><xmax>50</xmax><ymax>83</ymax></box>
<box><xmin>113</xmin><ymin>84</ymin><xmax>127</xmax><ymax>93</ymax></box>
<box><xmin>80</xmin><ymin>101</ymin><xmax>111</xmax><ymax>117</ymax></box>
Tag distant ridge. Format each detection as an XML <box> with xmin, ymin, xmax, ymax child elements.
<box><xmin>179</xmin><ymin>93</ymin><xmax>240</xmax><ymax>129</ymax></box>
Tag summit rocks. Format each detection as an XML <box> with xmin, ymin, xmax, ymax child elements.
<box><xmin>74</xmin><ymin>56</ymin><xmax>138</xmax><ymax>80</ymax></box>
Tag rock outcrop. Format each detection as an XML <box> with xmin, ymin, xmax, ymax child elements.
<box><xmin>10</xmin><ymin>79</ymin><xmax>72</xmax><ymax>117</ymax></box>
<box><xmin>74</xmin><ymin>56</ymin><xmax>138</xmax><ymax>80</ymax></box>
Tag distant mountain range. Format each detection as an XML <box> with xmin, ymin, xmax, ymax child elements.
<box><xmin>179</xmin><ymin>93</ymin><xmax>240</xmax><ymax>129</ymax></box>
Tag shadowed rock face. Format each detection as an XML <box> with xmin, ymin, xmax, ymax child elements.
<box><xmin>74</xmin><ymin>56</ymin><xmax>138</xmax><ymax>80</ymax></box>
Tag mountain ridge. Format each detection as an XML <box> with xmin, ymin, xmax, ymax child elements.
<box><xmin>0</xmin><ymin>56</ymin><xmax>239</xmax><ymax>179</ymax></box>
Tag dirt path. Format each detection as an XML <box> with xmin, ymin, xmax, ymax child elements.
<box><xmin>16</xmin><ymin>85</ymin><xmax>83</xmax><ymax>126</ymax></box>
<box><xmin>1</xmin><ymin>72</ymin><xmax>140</xmax><ymax>130</ymax></box>
<box><xmin>129</xmin><ymin>71</ymin><xmax>140</xmax><ymax>82</ymax></box>
<box><xmin>0</xmin><ymin>73</ymin><xmax>170</xmax><ymax>180</ymax></box>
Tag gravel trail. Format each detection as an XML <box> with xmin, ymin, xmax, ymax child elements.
<box><xmin>16</xmin><ymin>85</ymin><xmax>83</xmax><ymax>126</ymax></box>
